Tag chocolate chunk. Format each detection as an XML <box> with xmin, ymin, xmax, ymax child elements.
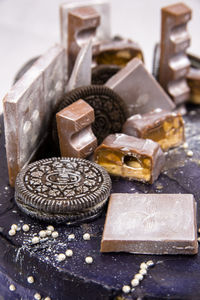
<box><xmin>123</xmin><ymin>109</ymin><xmax>185</xmax><ymax>151</ymax></box>
<box><xmin>52</xmin><ymin>85</ymin><xmax>127</xmax><ymax>145</ymax></box>
<box><xmin>94</xmin><ymin>133</ymin><xmax>165</xmax><ymax>183</ymax></box>
<box><xmin>159</xmin><ymin>3</ymin><xmax>191</xmax><ymax>105</ymax></box>
<box><xmin>15</xmin><ymin>157</ymin><xmax>111</xmax><ymax>224</ymax></box>
<box><xmin>92</xmin><ymin>64</ymin><xmax>121</xmax><ymax>85</ymax></box>
<box><xmin>106</xmin><ymin>58</ymin><xmax>175</xmax><ymax>117</ymax></box>
<box><xmin>93</xmin><ymin>37</ymin><xmax>144</xmax><ymax>67</ymax></box>
<box><xmin>187</xmin><ymin>68</ymin><xmax>200</xmax><ymax>104</ymax></box>
<box><xmin>101</xmin><ymin>193</ymin><xmax>198</xmax><ymax>255</ymax></box>
<box><xmin>56</xmin><ymin>99</ymin><xmax>97</xmax><ymax>158</ymax></box>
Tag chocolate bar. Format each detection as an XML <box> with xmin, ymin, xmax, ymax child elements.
<box><xmin>56</xmin><ymin>99</ymin><xmax>97</xmax><ymax>158</ymax></box>
<box><xmin>159</xmin><ymin>3</ymin><xmax>191</xmax><ymax>104</ymax></box>
<box><xmin>101</xmin><ymin>193</ymin><xmax>198</xmax><ymax>255</ymax></box>
<box><xmin>123</xmin><ymin>109</ymin><xmax>185</xmax><ymax>151</ymax></box>
<box><xmin>94</xmin><ymin>133</ymin><xmax>165</xmax><ymax>183</ymax></box>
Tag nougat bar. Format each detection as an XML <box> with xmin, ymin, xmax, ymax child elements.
<box><xmin>101</xmin><ymin>193</ymin><xmax>198</xmax><ymax>255</ymax></box>
<box><xmin>123</xmin><ymin>109</ymin><xmax>185</xmax><ymax>151</ymax></box>
<box><xmin>94</xmin><ymin>134</ymin><xmax>165</xmax><ymax>183</ymax></box>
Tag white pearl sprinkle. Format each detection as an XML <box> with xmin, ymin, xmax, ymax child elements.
<box><xmin>56</xmin><ymin>253</ymin><xmax>66</xmax><ymax>262</ymax></box>
<box><xmin>187</xmin><ymin>150</ymin><xmax>193</xmax><ymax>157</ymax></box>
<box><xmin>44</xmin><ymin>297</ymin><xmax>51</xmax><ymax>300</ymax></box>
<box><xmin>197</xmin><ymin>237</ymin><xmax>200</xmax><ymax>243</ymax></box>
<box><xmin>146</xmin><ymin>260</ymin><xmax>155</xmax><ymax>268</ymax></box>
<box><xmin>47</xmin><ymin>225</ymin><xmax>54</xmax><ymax>232</ymax></box>
<box><xmin>9</xmin><ymin>229</ymin><xmax>16</xmax><ymax>236</ymax></box>
<box><xmin>9</xmin><ymin>284</ymin><xmax>16</xmax><ymax>291</ymax></box>
<box><xmin>140</xmin><ymin>262</ymin><xmax>148</xmax><ymax>270</ymax></box>
<box><xmin>134</xmin><ymin>273</ymin><xmax>143</xmax><ymax>281</ymax></box>
<box><xmin>65</xmin><ymin>249</ymin><xmax>73</xmax><ymax>257</ymax></box>
<box><xmin>182</xmin><ymin>142</ymin><xmax>188</xmax><ymax>149</ymax></box>
<box><xmin>131</xmin><ymin>278</ymin><xmax>139</xmax><ymax>287</ymax></box>
<box><xmin>83</xmin><ymin>233</ymin><xmax>91</xmax><ymax>240</ymax></box>
<box><xmin>34</xmin><ymin>293</ymin><xmax>41</xmax><ymax>300</ymax></box>
<box><xmin>139</xmin><ymin>269</ymin><xmax>147</xmax><ymax>276</ymax></box>
<box><xmin>27</xmin><ymin>276</ymin><xmax>34</xmax><ymax>284</ymax></box>
<box><xmin>52</xmin><ymin>231</ymin><xmax>59</xmax><ymax>238</ymax></box>
<box><xmin>39</xmin><ymin>230</ymin><xmax>47</xmax><ymax>238</ymax></box>
<box><xmin>122</xmin><ymin>285</ymin><xmax>131</xmax><ymax>294</ymax></box>
<box><xmin>11</xmin><ymin>224</ymin><xmax>18</xmax><ymax>231</ymax></box>
<box><xmin>46</xmin><ymin>230</ymin><xmax>52</xmax><ymax>236</ymax></box>
<box><xmin>198</xmin><ymin>228</ymin><xmax>200</xmax><ymax>233</ymax></box>
<box><xmin>68</xmin><ymin>234</ymin><xmax>75</xmax><ymax>241</ymax></box>
<box><xmin>32</xmin><ymin>236</ymin><xmax>40</xmax><ymax>244</ymax></box>
<box><xmin>85</xmin><ymin>256</ymin><xmax>93</xmax><ymax>264</ymax></box>
<box><xmin>22</xmin><ymin>224</ymin><xmax>30</xmax><ymax>232</ymax></box>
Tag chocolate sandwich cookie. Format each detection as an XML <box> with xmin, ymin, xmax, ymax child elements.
<box><xmin>52</xmin><ymin>85</ymin><xmax>127</xmax><ymax>146</ymax></box>
<box><xmin>92</xmin><ymin>64</ymin><xmax>121</xmax><ymax>85</ymax></box>
<box><xmin>15</xmin><ymin>157</ymin><xmax>111</xmax><ymax>224</ymax></box>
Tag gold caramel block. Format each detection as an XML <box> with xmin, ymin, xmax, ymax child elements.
<box><xmin>187</xmin><ymin>68</ymin><xmax>200</xmax><ymax>104</ymax></box>
<box><xmin>123</xmin><ymin>109</ymin><xmax>185</xmax><ymax>151</ymax></box>
<box><xmin>94</xmin><ymin>134</ymin><xmax>165</xmax><ymax>184</ymax></box>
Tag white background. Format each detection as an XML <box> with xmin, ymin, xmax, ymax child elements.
<box><xmin>0</xmin><ymin>0</ymin><xmax>199</xmax><ymax>112</ymax></box>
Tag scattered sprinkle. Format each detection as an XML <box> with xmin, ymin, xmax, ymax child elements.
<box><xmin>22</xmin><ymin>224</ymin><xmax>30</xmax><ymax>232</ymax></box>
<box><xmin>9</xmin><ymin>284</ymin><xmax>16</xmax><ymax>291</ymax></box>
<box><xmin>34</xmin><ymin>293</ymin><xmax>41</xmax><ymax>300</ymax></box>
<box><xmin>47</xmin><ymin>225</ymin><xmax>54</xmax><ymax>232</ymax></box>
<box><xmin>65</xmin><ymin>249</ymin><xmax>73</xmax><ymax>257</ymax></box>
<box><xmin>131</xmin><ymin>278</ymin><xmax>139</xmax><ymax>287</ymax></box>
<box><xmin>44</xmin><ymin>297</ymin><xmax>51</xmax><ymax>300</ymax></box>
<box><xmin>46</xmin><ymin>230</ymin><xmax>52</xmax><ymax>236</ymax></box>
<box><xmin>32</xmin><ymin>236</ymin><xmax>40</xmax><ymax>244</ymax></box>
<box><xmin>122</xmin><ymin>285</ymin><xmax>131</xmax><ymax>294</ymax></box>
<box><xmin>139</xmin><ymin>269</ymin><xmax>147</xmax><ymax>276</ymax></box>
<box><xmin>68</xmin><ymin>234</ymin><xmax>75</xmax><ymax>241</ymax></box>
<box><xmin>52</xmin><ymin>231</ymin><xmax>59</xmax><ymax>238</ymax></box>
<box><xmin>182</xmin><ymin>142</ymin><xmax>188</xmax><ymax>149</ymax></box>
<box><xmin>27</xmin><ymin>276</ymin><xmax>34</xmax><ymax>284</ymax></box>
<box><xmin>8</xmin><ymin>229</ymin><xmax>16</xmax><ymax>236</ymax></box>
<box><xmin>146</xmin><ymin>260</ymin><xmax>155</xmax><ymax>268</ymax></box>
<box><xmin>187</xmin><ymin>150</ymin><xmax>193</xmax><ymax>157</ymax></box>
<box><xmin>83</xmin><ymin>233</ymin><xmax>91</xmax><ymax>240</ymax></box>
<box><xmin>39</xmin><ymin>230</ymin><xmax>47</xmax><ymax>238</ymax></box>
<box><xmin>198</xmin><ymin>237</ymin><xmax>200</xmax><ymax>243</ymax></box>
<box><xmin>134</xmin><ymin>273</ymin><xmax>143</xmax><ymax>281</ymax></box>
<box><xmin>56</xmin><ymin>253</ymin><xmax>66</xmax><ymax>262</ymax></box>
<box><xmin>11</xmin><ymin>224</ymin><xmax>18</xmax><ymax>231</ymax></box>
<box><xmin>85</xmin><ymin>256</ymin><xmax>93</xmax><ymax>264</ymax></box>
<box><xmin>198</xmin><ymin>228</ymin><xmax>200</xmax><ymax>234</ymax></box>
<box><xmin>140</xmin><ymin>262</ymin><xmax>148</xmax><ymax>270</ymax></box>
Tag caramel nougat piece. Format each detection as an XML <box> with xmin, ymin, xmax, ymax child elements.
<box><xmin>94</xmin><ymin>134</ymin><xmax>165</xmax><ymax>183</ymax></box>
<box><xmin>101</xmin><ymin>193</ymin><xmax>198</xmax><ymax>255</ymax></box>
<box><xmin>187</xmin><ymin>68</ymin><xmax>200</xmax><ymax>104</ymax></box>
<box><xmin>123</xmin><ymin>109</ymin><xmax>185</xmax><ymax>151</ymax></box>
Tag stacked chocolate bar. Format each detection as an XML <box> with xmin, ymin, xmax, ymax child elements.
<box><xmin>1</xmin><ymin>1</ymin><xmax>200</xmax><ymax>300</ymax></box>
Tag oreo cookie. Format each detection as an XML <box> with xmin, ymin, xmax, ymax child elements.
<box><xmin>92</xmin><ymin>64</ymin><xmax>121</xmax><ymax>85</ymax></box>
<box><xmin>15</xmin><ymin>157</ymin><xmax>111</xmax><ymax>224</ymax></box>
<box><xmin>52</xmin><ymin>85</ymin><xmax>127</xmax><ymax>146</ymax></box>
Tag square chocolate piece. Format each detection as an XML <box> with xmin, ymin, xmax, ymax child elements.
<box><xmin>101</xmin><ymin>193</ymin><xmax>198</xmax><ymax>255</ymax></box>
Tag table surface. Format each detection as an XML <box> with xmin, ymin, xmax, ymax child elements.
<box><xmin>0</xmin><ymin>0</ymin><xmax>200</xmax><ymax>113</ymax></box>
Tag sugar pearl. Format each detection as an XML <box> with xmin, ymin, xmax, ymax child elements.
<box><xmin>52</xmin><ymin>231</ymin><xmax>59</xmax><ymax>238</ymax></box>
<box><xmin>198</xmin><ymin>228</ymin><xmax>200</xmax><ymax>233</ymax></box>
<box><xmin>27</xmin><ymin>276</ymin><xmax>34</xmax><ymax>284</ymax></box>
<box><xmin>11</xmin><ymin>224</ymin><xmax>18</xmax><ymax>231</ymax></box>
<box><xmin>131</xmin><ymin>278</ymin><xmax>139</xmax><ymax>287</ymax></box>
<box><xmin>134</xmin><ymin>273</ymin><xmax>143</xmax><ymax>281</ymax></box>
<box><xmin>85</xmin><ymin>256</ymin><xmax>93</xmax><ymax>264</ymax></box>
<box><xmin>187</xmin><ymin>150</ymin><xmax>193</xmax><ymax>157</ymax></box>
<box><xmin>83</xmin><ymin>233</ymin><xmax>91</xmax><ymax>240</ymax></box>
<box><xmin>22</xmin><ymin>224</ymin><xmax>30</xmax><ymax>232</ymax></box>
<box><xmin>140</xmin><ymin>262</ymin><xmax>148</xmax><ymax>270</ymax></box>
<box><xmin>44</xmin><ymin>297</ymin><xmax>51</xmax><ymax>300</ymax></box>
<box><xmin>197</xmin><ymin>237</ymin><xmax>200</xmax><ymax>243</ymax></box>
<box><xmin>146</xmin><ymin>260</ymin><xmax>154</xmax><ymax>268</ymax></box>
<box><xmin>122</xmin><ymin>285</ymin><xmax>131</xmax><ymax>294</ymax></box>
<box><xmin>39</xmin><ymin>230</ymin><xmax>47</xmax><ymax>238</ymax></box>
<box><xmin>68</xmin><ymin>234</ymin><xmax>75</xmax><ymax>241</ymax></box>
<box><xmin>9</xmin><ymin>229</ymin><xmax>16</xmax><ymax>236</ymax></box>
<box><xmin>47</xmin><ymin>225</ymin><xmax>54</xmax><ymax>232</ymax></box>
<box><xmin>182</xmin><ymin>142</ymin><xmax>188</xmax><ymax>149</ymax></box>
<box><xmin>9</xmin><ymin>284</ymin><xmax>16</xmax><ymax>291</ymax></box>
<box><xmin>32</xmin><ymin>236</ymin><xmax>40</xmax><ymax>244</ymax></box>
<box><xmin>34</xmin><ymin>293</ymin><xmax>41</xmax><ymax>300</ymax></box>
<box><xmin>56</xmin><ymin>253</ymin><xmax>66</xmax><ymax>262</ymax></box>
<box><xmin>65</xmin><ymin>249</ymin><xmax>73</xmax><ymax>257</ymax></box>
<box><xmin>139</xmin><ymin>269</ymin><xmax>147</xmax><ymax>276</ymax></box>
<box><xmin>46</xmin><ymin>230</ymin><xmax>52</xmax><ymax>236</ymax></box>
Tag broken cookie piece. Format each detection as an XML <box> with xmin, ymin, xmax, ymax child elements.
<box><xmin>123</xmin><ymin>109</ymin><xmax>185</xmax><ymax>151</ymax></box>
<box><xmin>101</xmin><ymin>193</ymin><xmax>198</xmax><ymax>255</ymax></box>
<box><xmin>94</xmin><ymin>133</ymin><xmax>165</xmax><ymax>183</ymax></box>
